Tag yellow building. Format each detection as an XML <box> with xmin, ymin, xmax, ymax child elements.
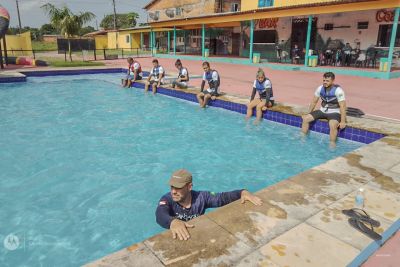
<box><xmin>4</xmin><ymin>32</ymin><xmax>33</xmax><ymax>56</ymax></box>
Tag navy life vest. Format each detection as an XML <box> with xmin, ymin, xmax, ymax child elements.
<box><xmin>152</xmin><ymin>66</ymin><xmax>164</xmax><ymax>79</ymax></box>
<box><xmin>205</xmin><ymin>70</ymin><xmax>220</xmax><ymax>88</ymax></box>
<box><xmin>178</xmin><ymin>67</ymin><xmax>189</xmax><ymax>81</ymax></box>
<box><xmin>255</xmin><ymin>78</ymin><xmax>274</xmax><ymax>99</ymax></box>
<box><xmin>320</xmin><ymin>85</ymin><xmax>340</xmax><ymax>110</ymax></box>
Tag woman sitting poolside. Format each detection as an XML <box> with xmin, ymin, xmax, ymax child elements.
<box><xmin>246</xmin><ymin>68</ymin><xmax>274</xmax><ymax>122</ymax></box>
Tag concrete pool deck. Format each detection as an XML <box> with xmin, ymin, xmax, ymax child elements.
<box><xmin>1</xmin><ymin>66</ymin><xmax>399</xmax><ymax>266</ymax></box>
<box><xmin>83</xmin><ymin>79</ymin><xmax>400</xmax><ymax>267</ymax></box>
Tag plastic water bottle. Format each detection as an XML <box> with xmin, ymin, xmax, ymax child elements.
<box><xmin>355</xmin><ymin>188</ymin><xmax>365</xmax><ymax>209</ymax></box>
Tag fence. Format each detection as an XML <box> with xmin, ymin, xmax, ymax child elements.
<box><xmin>3</xmin><ymin>47</ymin><xmax>152</xmax><ymax>62</ymax></box>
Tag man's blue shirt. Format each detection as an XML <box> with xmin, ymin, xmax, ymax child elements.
<box><xmin>156</xmin><ymin>190</ymin><xmax>242</xmax><ymax>229</ymax></box>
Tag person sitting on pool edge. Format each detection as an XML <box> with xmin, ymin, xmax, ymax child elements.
<box><xmin>246</xmin><ymin>68</ymin><xmax>274</xmax><ymax>123</ymax></box>
<box><xmin>145</xmin><ymin>59</ymin><xmax>165</xmax><ymax>94</ymax></box>
<box><xmin>156</xmin><ymin>169</ymin><xmax>262</xmax><ymax>241</ymax></box>
<box><xmin>196</xmin><ymin>62</ymin><xmax>220</xmax><ymax>108</ymax></box>
<box><xmin>122</xmin><ymin>57</ymin><xmax>143</xmax><ymax>88</ymax></box>
<box><xmin>301</xmin><ymin>72</ymin><xmax>347</xmax><ymax>147</ymax></box>
<box><xmin>171</xmin><ymin>59</ymin><xmax>189</xmax><ymax>89</ymax></box>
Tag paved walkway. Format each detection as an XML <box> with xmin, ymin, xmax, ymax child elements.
<box><xmin>103</xmin><ymin>57</ymin><xmax>400</xmax><ymax>120</ymax></box>
<box><xmin>363</xmin><ymin>231</ymin><xmax>400</xmax><ymax>267</ymax></box>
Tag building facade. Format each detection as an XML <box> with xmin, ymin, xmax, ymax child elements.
<box><xmin>141</xmin><ymin>0</ymin><xmax>398</xmax><ymax>68</ymax></box>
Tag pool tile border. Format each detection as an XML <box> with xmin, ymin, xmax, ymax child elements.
<box><xmin>2</xmin><ymin>67</ymin><xmax>386</xmax><ymax>144</ymax></box>
<box><xmin>132</xmin><ymin>81</ymin><xmax>385</xmax><ymax>144</ymax></box>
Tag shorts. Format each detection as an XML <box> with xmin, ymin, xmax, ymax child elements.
<box><xmin>310</xmin><ymin>110</ymin><xmax>341</xmax><ymax>122</ymax></box>
<box><xmin>259</xmin><ymin>97</ymin><xmax>274</xmax><ymax>107</ymax></box>
<box><xmin>149</xmin><ymin>80</ymin><xmax>163</xmax><ymax>85</ymax></box>
<box><xmin>203</xmin><ymin>88</ymin><xmax>219</xmax><ymax>97</ymax></box>
<box><xmin>172</xmin><ymin>80</ymin><xmax>188</xmax><ymax>89</ymax></box>
<box><xmin>125</xmin><ymin>75</ymin><xmax>142</xmax><ymax>81</ymax></box>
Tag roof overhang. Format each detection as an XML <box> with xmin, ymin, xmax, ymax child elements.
<box><xmin>143</xmin><ymin>0</ymin><xmax>161</xmax><ymax>10</ymax></box>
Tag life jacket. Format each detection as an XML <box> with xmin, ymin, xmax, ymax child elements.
<box><xmin>130</xmin><ymin>62</ymin><xmax>142</xmax><ymax>75</ymax></box>
<box><xmin>255</xmin><ymin>78</ymin><xmax>274</xmax><ymax>100</ymax></box>
<box><xmin>152</xmin><ymin>66</ymin><xmax>165</xmax><ymax>79</ymax></box>
<box><xmin>205</xmin><ymin>70</ymin><xmax>220</xmax><ymax>89</ymax></box>
<box><xmin>178</xmin><ymin>67</ymin><xmax>189</xmax><ymax>81</ymax></box>
<box><xmin>320</xmin><ymin>85</ymin><xmax>340</xmax><ymax>110</ymax></box>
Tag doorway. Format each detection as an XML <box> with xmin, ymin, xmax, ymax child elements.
<box><xmin>290</xmin><ymin>17</ymin><xmax>317</xmax><ymax>58</ymax></box>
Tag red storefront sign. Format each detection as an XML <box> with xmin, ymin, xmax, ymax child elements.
<box><xmin>376</xmin><ymin>10</ymin><xmax>398</xmax><ymax>22</ymax></box>
<box><xmin>257</xmin><ymin>18</ymin><xmax>279</xmax><ymax>29</ymax></box>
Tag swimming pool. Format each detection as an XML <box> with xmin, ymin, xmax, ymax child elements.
<box><xmin>0</xmin><ymin>74</ymin><xmax>363</xmax><ymax>266</ymax></box>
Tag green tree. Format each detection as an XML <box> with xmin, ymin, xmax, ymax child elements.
<box><xmin>40</xmin><ymin>23</ymin><xmax>58</xmax><ymax>35</ymax></box>
<box><xmin>79</xmin><ymin>26</ymin><xmax>96</xmax><ymax>36</ymax></box>
<box><xmin>100</xmin><ymin>12</ymin><xmax>139</xmax><ymax>29</ymax></box>
<box><xmin>41</xmin><ymin>3</ymin><xmax>95</xmax><ymax>61</ymax></box>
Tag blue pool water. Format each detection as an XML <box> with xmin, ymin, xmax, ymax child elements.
<box><xmin>0</xmin><ymin>74</ymin><xmax>362</xmax><ymax>266</ymax></box>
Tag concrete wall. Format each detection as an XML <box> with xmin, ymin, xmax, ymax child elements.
<box><xmin>95</xmin><ymin>35</ymin><xmax>108</xmax><ymax>49</ymax></box>
<box><xmin>147</xmin><ymin>0</ymin><xmax>217</xmax><ymax>22</ymax></box>
<box><xmin>5</xmin><ymin>32</ymin><xmax>33</xmax><ymax>56</ymax></box>
<box><xmin>239</xmin><ymin>10</ymin><xmax>391</xmax><ymax>50</ymax></box>
<box><xmin>315</xmin><ymin>9</ymin><xmax>396</xmax><ymax>50</ymax></box>
<box><xmin>219</xmin><ymin>0</ymin><xmax>241</xmax><ymax>12</ymax></box>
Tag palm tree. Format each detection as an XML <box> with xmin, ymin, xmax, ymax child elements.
<box><xmin>41</xmin><ymin>3</ymin><xmax>95</xmax><ymax>61</ymax></box>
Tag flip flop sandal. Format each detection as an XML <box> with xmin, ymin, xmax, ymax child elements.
<box><xmin>348</xmin><ymin>218</ymin><xmax>382</xmax><ymax>241</ymax></box>
<box><xmin>342</xmin><ymin>208</ymin><xmax>380</xmax><ymax>227</ymax></box>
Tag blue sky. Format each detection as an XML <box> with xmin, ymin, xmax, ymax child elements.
<box><xmin>1</xmin><ymin>0</ymin><xmax>149</xmax><ymax>28</ymax></box>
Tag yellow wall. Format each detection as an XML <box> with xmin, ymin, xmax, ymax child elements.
<box><xmin>117</xmin><ymin>33</ymin><xmax>131</xmax><ymax>48</ymax></box>
<box><xmin>241</xmin><ymin>0</ymin><xmax>350</xmax><ymax>11</ymax></box>
<box><xmin>95</xmin><ymin>35</ymin><xmax>108</xmax><ymax>49</ymax></box>
<box><xmin>274</xmin><ymin>0</ymin><xmax>342</xmax><ymax>7</ymax></box>
<box><xmin>107</xmin><ymin>28</ymin><xmax>171</xmax><ymax>49</ymax></box>
<box><xmin>4</xmin><ymin>32</ymin><xmax>33</xmax><ymax>56</ymax></box>
<box><xmin>241</xmin><ymin>0</ymin><xmax>258</xmax><ymax>11</ymax></box>
<box><xmin>131</xmin><ymin>33</ymin><xmax>141</xmax><ymax>49</ymax></box>
<box><xmin>108</xmin><ymin>32</ymin><xmax>118</xmax><ymax>49</ymax></box>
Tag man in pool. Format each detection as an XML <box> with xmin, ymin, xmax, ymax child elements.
<box><xmin>155</xmin><ymin>169</ymin><xmax>262</xmax><ymax>241</ymax></box>
<box><xmin>145</xmin><ymin>59</ymin><xmax>165</xmax><ymax>94</ymax></box>
<box><xmin>197</xmin><ymin>62</ymin><xmax>220</xmax><ymax>108</ymax></box>
<box><xmin>301</xmin><ymin>72</ymin><xmax>347</xmax><ymax>147</ymax></box>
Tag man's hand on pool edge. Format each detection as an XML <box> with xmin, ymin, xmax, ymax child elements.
<box><xmin>240</xmin><ymin>190</ymin><xmax>263</xmax><ymax>206</ymax></box>
<box><xmin>170</xmin><ymin>219</ymin><xmax>194</xmax><ymax>241</ymax></box>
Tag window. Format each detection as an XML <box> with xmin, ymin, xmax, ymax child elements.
<box><xmin>357</xmin><ymin>21</ymin><xmax>369</xmax><ymax>30</ymax></box>
<box><xmin>258</xmin><ymin>0</ymin><xmax>274</xmax><ymax>8</ymax></box>
<box><xmin>377</xmin><ymin>24</ymin><xmax>400</xmax><ymax>47</ymax></box>
<box><xmin>125</xmin><ymin>35</ymin><xmax>130</xmax><ymax>43</ymax></box>
<box><xmin>231</xmin><ymin>3</ymin><xmax>239</xmax><ymax>12</ymax></box>
<box><xmin>254</xmin><ymin>30</ymin><xmax>277</xmax><ymax>43</ymax></box>
<box><xmin>176</xmin><ymin>7</ymin><xmax>182</xmax><ymax>16</ymax></box>
<box><xmin>324</xmin><ymin>23</ymin><xmax>333</xmax><ymax>31</ymax></box>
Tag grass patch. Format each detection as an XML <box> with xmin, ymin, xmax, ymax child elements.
<box><xmin>32</xmin><ymin>41</ymin><xmax>58</xmax><ymax>51</ymax></box>
<box><xmin>49</xmin><ymin>61</ymin><xmax>105</xmax><ymax>67</ymax></box>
